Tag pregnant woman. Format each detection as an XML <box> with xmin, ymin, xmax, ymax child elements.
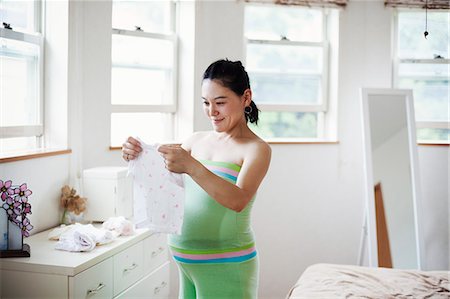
<box><xmin>122</xmin><ymin>59</ymin><xmax>271</xmax><ymax>299</ymax></box>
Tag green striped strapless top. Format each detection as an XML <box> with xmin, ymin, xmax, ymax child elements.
<box><xmin>168</xmin><ymin>160</ymin><xmax>257</xmax><ymax>264</ymax></box>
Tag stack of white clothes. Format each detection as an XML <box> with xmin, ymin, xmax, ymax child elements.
<box><xmin>128</xmin><ymin>140</ymin><xmax>185</xmax><ymax>235</ymax></box>
<box><xmin>102</xmin><ymin>216</ymin><xmax>135</xmax><ymax>237</ymax></box>
<box><xmin>51</xmin><ymin>223</ymin><xmax>114</xmax><ymax>252</ymax></box>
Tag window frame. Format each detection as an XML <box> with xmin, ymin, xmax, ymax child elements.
<box><xmin>244</xmin><ymin>4</ymin><xmax>331</xmax><ymax>140</ymax></box>
<box><xmin>0</xmin><ymin>0</ymin><xmax>45</xmax><ymax>149</ymax></box>
<box><xmin>392</xmin><ymin>9</ymin><xmax>450</xmax><ymax>137</ymax></box>
<box><xmin>110</xmin><ymin>0</ymin><xmax>178</xmax><ymax>146</ymax></box>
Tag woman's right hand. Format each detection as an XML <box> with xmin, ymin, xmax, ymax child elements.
<box><xmin>122</xmin><ymin>136</ymin><xmax>142</xmax><ymax>162</ymax></box>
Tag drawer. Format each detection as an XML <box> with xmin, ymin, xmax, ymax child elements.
<box><xmin>70</xmin><ymin>258</ymin><xmax>113</xmax><ymax>299</ymax></box>
<box><xmin>143</xmin><ymin>233</ymin><xmax>168</xmax><ymax>274</ymax></box>
<box><xmin>113</xmin><ymin>241</ymin><xmax>144</xmax><ymax>295</ymax></box>
<box><xmin>2</xmin><ymin>269</ymin><xmax>68</xmax><ymax>299</ymax></box>
<box><xmin>115</xmin><ymin>261</ymin><xmax>170</xmax><ymax>299</ymax></box>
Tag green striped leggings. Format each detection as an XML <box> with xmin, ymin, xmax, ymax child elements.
<box><xmin>174</xmin><ymin>256</ymin><xmax>259</xmax><ymax>299</ymax></box>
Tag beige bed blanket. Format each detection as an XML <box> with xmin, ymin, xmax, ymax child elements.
<box><xmin>287</xmin><ymin>263</ymin><xmax>449</xmax><ymax>299</ymax></box>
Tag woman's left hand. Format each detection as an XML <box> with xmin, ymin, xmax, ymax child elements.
<box><xmin>158</xmin><ymin>144</ymin><xmax>196</xmax><ymax>174</ymax></box>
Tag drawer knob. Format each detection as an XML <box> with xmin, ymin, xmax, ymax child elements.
<box><xmin>86</xmin><ymin>283</ymin><xmax>105</xmax><ymax>296</ymax></box>
<box><xmin>123</xmin><ymin>262</ymin><xmax>138</xmax><ymax>274</ymax></box>
<box><xmin>151</xmin><ymin>247</ymin><xmax>165</xmax><ymax>258</ymax></box>
<box><xmin>154</xmin><ymin>281</ymin><xmax>167</xmax><ymax>294</ymax></box>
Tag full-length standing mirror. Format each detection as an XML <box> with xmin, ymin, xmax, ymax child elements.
<box><xmin>360</xmin><ymin>88</ymin><xmax>425</xmax><ymax>270</ymax></box>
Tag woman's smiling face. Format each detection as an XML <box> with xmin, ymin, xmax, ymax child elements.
<box><xmin>201</xmin><ymin>79</ymin><xmax>248</xmax><ymax>133</ymax></box>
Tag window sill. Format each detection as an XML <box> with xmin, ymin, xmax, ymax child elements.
<box><xmin>265</xmin><ymin>139</ymin><xmax>339</xmax><ymax>145</ymax></box>
<box><xmin>0</xmin><ymin>148</ymin><xmax>72</xmax><ymax>163</ymax></box>
<box><xmin>109</xmin><ymin>139</ymin><xmax>339</xmax><ymax>150</ymax></box>
<box><xmin>111</xmin><ymin>140</ymin><xmax>449</xmax><ymax>148</ymax></box>
<box><xmin>418</xmin><ymin>141</ymin><xmax>449</xmax><ymax>146</ymax></box>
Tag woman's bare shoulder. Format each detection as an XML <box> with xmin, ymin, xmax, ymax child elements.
<box><xmin>242</xmin><ymin>135</ymin><xmax>271</xmax><ymax>164</ymax></box>
<box><xmin>252</xmin><ymin>138</ymin><xmax>271</xmax><ymax>158</ymax></box>
<box><xmin>181</xmin><ymin>131</ymin><xmax>212</xmax><ymax>151</ymax></box>
<box><xmin>246</xmin><ymin>133</ymin><xmax>271</xmax><ymax>151</ymax></box>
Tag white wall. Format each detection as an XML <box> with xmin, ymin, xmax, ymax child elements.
<box><xmin>1</xmin><ymin>1</ymin><xmax>448</xmax><ymax>299</ymax></box>
<box><xmin>253</xmin><ymin>143</ymin><xmax>366</xmax><ymax>297</ymax></box>
<box><xmin>418</xmin><ymin>145</ymin><xmax>449</xmax><ymax>271</ymax></box>
<box><xmin>80</xmin><ymin>1</ymin><xmax>121</xmax><ymax>170</ymax></box>
<box><xmin>0</xmin><ymin>155</ymin><xmax>70</xmax><ymax>233</ymax></box>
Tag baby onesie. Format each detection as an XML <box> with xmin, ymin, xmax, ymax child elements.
<box><xmin>128</xmin><ymin>141</ymin><xmax>184</xmax><ymax>234</ymax></box>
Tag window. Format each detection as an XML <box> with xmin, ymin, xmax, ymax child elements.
<box><xmin>394</xmin><ymin>10</ymin><xmax>449</xmax><ymax>142</ymax></box>
<box><xmin>0</xmin><ymin>0</ymin><xmax>44</xmax><ymax>153</ymax></box>
<box><xmin>244</xmin><ymin>4</ymin><xmax>335</xmax><ymax>139</ymax></box>
<box><xmin>110</xmin><ymin>0</ymin><xmax>177</xmax><ymax>146</ymax></box>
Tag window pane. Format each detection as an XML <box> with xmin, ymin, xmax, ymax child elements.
<box><xmin>245</xmin><ymin>5</ymin><xmax>322</xmax><ymax>42</ymax></box>
<box><xmin>398</xmin><ymin>12</ymin><xmax>449</xmax><ymax>59</ymax></box>
<box><xmin>111</xmin><ymin>34</ymin><xmax>174</xmax><ymax>105</ymax></box>
<box><xmin>417</xmin><ymin>128</ymin><xmax>449</xmax><ymax>142</ymax></box>
<box><xmin>112</xmin><ymin>0</ymin><xmax>172</xmax><ymax>33</ymax></box>
<box><xmin>249</xmin><ymin>112</ymin><xmax>318</xmax><ymax>138</ymax></box>
<box><xmin>0</xmin><ymin>38</ymin><xmax>40</xmax><ymax>126</ymax></box>
<box><xmin>399</xmin><ymin>63</ymin><xmax>448</xmax><ymax>77</ymax></box>
<box><xmin>0</xmin><ymin>0</ymin><xmax>37</xmax><ymax>33</ymax></box>
<box><xmin>112</xmin><ymin>68</ymin><xmax>171</xmax><ymax>105</ymax></box>
<box><xmin>247</xmin><ymin>44</ymin><xmax>323</xmax><ymax>104</ymax></box>
<box><xmin>0</xmin><ymin>136</ymin><xmax>38</xmax><ymax>153</ymax></box>
<box><xmin>111</xmin><ymin>113</ymin><xmax>173</xmax><ymax>146</ymax></box>
<box><xmin>251</xmin><ymin>72</ymin><xmax>321</xmax><ymax>105</ymax></box>
<box><xmin>247</xmin><ymin>44</ymin><xmax>323</xmax><ymax>73</ymax></box>
<box><xmin>398</xmin><ymin>77</ymin><xmax>449</xmax><ymax>122</ymax></box>
<box><xmin>112</xmin><ymin>34</ymin><xmax>173</xmax><ymax>67</ymax></box>
<box><xmin>244</xmin><ymin>4</ymin><xmax>328</xmax><ymax>140</ymax></box>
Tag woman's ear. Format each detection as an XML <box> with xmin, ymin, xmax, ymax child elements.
<box><xmin>243</xmin><ymin>88</ymin><xmax>252</xmax><ymax>106</ymax></box>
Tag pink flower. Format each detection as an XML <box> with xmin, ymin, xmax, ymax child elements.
<box><xmin>3</xmin><ymin>196</ymin><xmax>15</xmax><ymax>211</ymax></box>
<box><xmin>2</xmin><ymin>196</ymin><xmax>22</xmax><ymax>218</ymax></box>
<box><xmin>12</xmin><ymin>200</ymin><xmax>22</xmax><ymax>216</ymax></box>
<box><xmin>22</xmin><ymin>202</ymin><xmax>32</xmax><ymax>214</ymax></box>
<box><xmin>14</xmin><ymin>183</ymin><xmax>32</xmax><ymax>202</ymax></box>
<box><xmin>0</xmin><ymin>180</ymin><xmax>14</xmax><ymax>202</ymax></box>
<box><xmin>20</xmin><ymin>217</ymin><xmax>33</xmax><ymax>237</ymax></box>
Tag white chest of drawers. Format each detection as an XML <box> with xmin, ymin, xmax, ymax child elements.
<box><xmin>0</xmin><ymin>226</ymin><xmax>170</xmax><ymax>299</ymax></box>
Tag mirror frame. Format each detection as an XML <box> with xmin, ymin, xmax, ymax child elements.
<box><xmin>360</xmin><ymin>88</ymin><xmax>426</xmax><ymax>270</ymax></box>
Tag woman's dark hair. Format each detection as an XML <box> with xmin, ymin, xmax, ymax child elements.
<box><xmin>203</xmin><ymin>59</ymin><xmax>259</xmax><ymax>124</ymax></box>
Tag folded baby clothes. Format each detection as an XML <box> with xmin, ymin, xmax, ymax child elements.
<box><xmin>128</xmin><ymin>140</ymin><xmax>185</xmax><ymax>235</ymax></box>
<box><xmin>102</xmin><ymin>216</ymin><xmax>135</xmax><ymax>236</ymax></box>
<box><xmin>55</xmin><ymin>230</ymin><xmax>96</xmax><ymax>252</ymax></box>
<box><xmin>54</xmin><ymin>223</ymin><xmax>114</xmax><ymax>252</ymax></box>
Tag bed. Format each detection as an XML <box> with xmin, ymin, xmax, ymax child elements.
<box><xmin>286</xmin><ymin>263</ymin><xmax>450</xmax><ymax>298</ymax></box>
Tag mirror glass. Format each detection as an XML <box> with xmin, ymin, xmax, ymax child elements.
<box><xmin>361</xmin><ymin>88</ymin><xmax>424</xmax><ymax>270</ymax></box>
